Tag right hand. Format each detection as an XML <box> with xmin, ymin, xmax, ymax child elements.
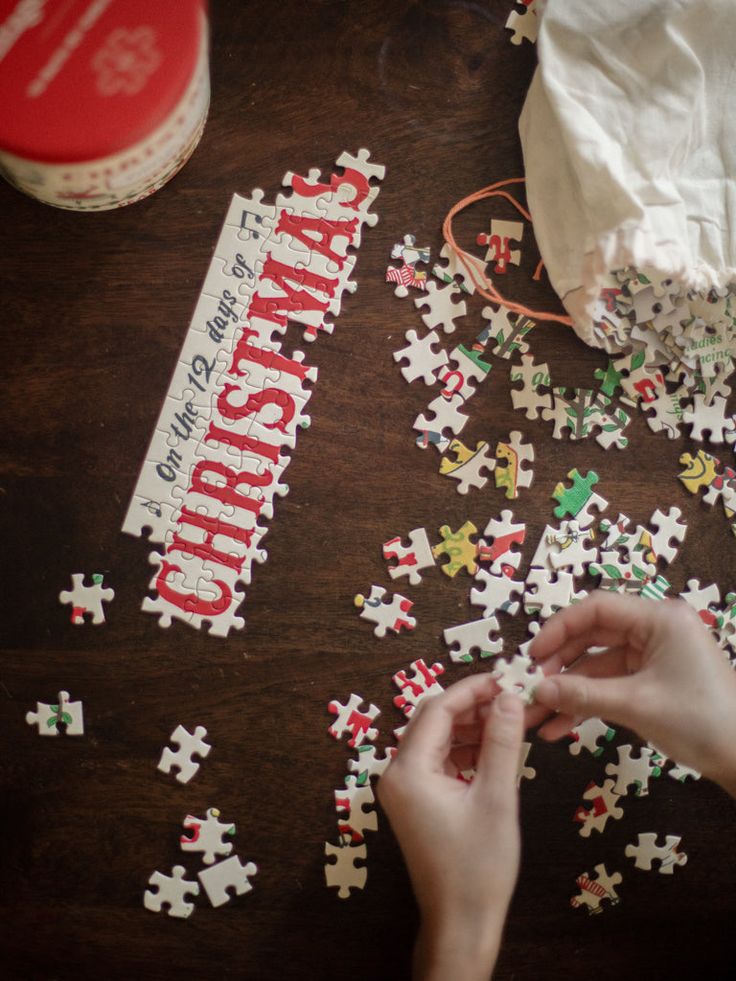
<box><xmin>527</xmin><ymin>590</ymin><xmax>736</xmax><ymax>794</ymax></box>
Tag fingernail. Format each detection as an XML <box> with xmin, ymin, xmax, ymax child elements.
<box><xmin>535</xmin><ymin>678</ymin><xmax>560</xmax><ymax>706</ymax></box>
<box><xmin>495</xmin><ymin>691</ymin><xmax>522</xmax><ymax>715</ymax></box>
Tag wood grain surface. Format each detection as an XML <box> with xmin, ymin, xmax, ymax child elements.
<box><xmin>1</xmin><ymin>1</ymin><xmax>735</xmax><ymax>978</ymax></box>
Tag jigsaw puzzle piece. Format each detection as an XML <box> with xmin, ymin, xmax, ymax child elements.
<box><xmin>180</xmin><ymin>807</ymin><xmax>236</xmax><ymax>866</ymax></box>
<box><xmin>431</xmin><ymin>242</ymin><xmax>476</xmax><ymax>294</ymax></box>
<box><xmin>414</xmin><ymin>280</ymin><xmax>467</xmax><ymax>334</ymax></box>
<box><xmin>414</xmin><ymin>393</ymin><xmax>470</xmax><ymax>451</ymax></box>
<box><xmin>510</xmin><ymin>354</ymin><xmax>552</xmax><ymax>419</ymax></box>
<box><xmin>158</xmin><ymin>724</ymin><xmax>211</xmax><ymax>784</ymax></box>
<box><xmin>471</xmin><ymin>568</ymin><xmax>524</xmax><ymax>617</ymax></box>
<box><xmin>385</xmin><ymin>234</ymin><xmax>430</xmax><ymax>296</ymax></box>
<box><xmin>492</xmin><ymin>653</ymin><xmax>544</xmax><ymax>704</ymax></box>
<box><xmin>478</xmin><ymin>509</ymin><xmax>526</xmax><ymax>575</ymax></box>
<box><xmin>571</xmin><ymin>864</ymin><xmax>622</xmax><ymax>914</ymax></box>
<box><xmin>505</xmin><ymin>0</ymin><xmax>539</xmax><ymax>45</ymax></box>
<box><xmin>25</xmin><ymin>690</ymin><xmax>84</xmax><ymax>736</ymax></box>
<box><xmin>392</xmin><ymin>659</ymin><xmax>445</xmax><ymax>717</ymax></box>
<box><xmin>335</xmin><ymin>774</ymin><xmax>378</xmax><ymax>842</ymax></box>
<box><xmin>546</xmin><ymin>520</ymin><xmax>598</xmax><ymax>577</ymax></box>
<box><xmin>439</xmin><ymin>439</ymin><xmax>496</xmax><ymax>494</ymax></box>
<box><xmin>393</xmin><ymin>329</ymin><xmax>448</xmax><ymax>384</ymax></box>
<box><xmin>524</xmin><ymin>567</ymin><xmax>586</xmax><ymax>619</ymax></box>
<box><xmin>328</xmin><ymin>694</ymin><xmax>380</xmax><ymax>747</ymax></box>
<box><xmin>443</xmin><ymin>616</ymin><xmax>503</xmax><ymax>663</ymax></box>
<box><xmin>382</xmin><ymin>527</ymin><xmax>436</xmax><ymax>585</ymax></box>
<box><xmin>348</xmin><ymin>745</ymin><xmax>396</xmax><ymax>782</ymax></box>
<box><xmin>432</xmin><ymin>521</ymin><xmax>479</xmax><ymax>577</ymax></box>
<box><xmin>552</xmin><ymin>469</ymin><xmax>607</xmax><ymax>528</ymax></box>
<box><xmin>324</xmin><ymin>840</ymin><xmax>367</xmax><ymax>899</ymax></box>
<box><xmin>144</xmin><ymin>866</ymin><xmax>200</xmax><ymax>919</ymax></box>
<box><xmin>568</xmin><ymin>718</ymin><xmax>616</xmax><ymax>757</ymax></box>
<box><xmin>476</xmin><ymin>219</ymin><xmax>523</xmax><ymax>273</ymax></box>
<box><xmin>574</xmin><ymin>779</ymin><xmax>624</xmax><ymax>837</ymax></box>
<box><xmin>625</xmin><ymin>833</ymin><xmax>687</xmax><ymax>874</ymax></box>
<box><xmin>494</xmin><ymin>431</ymin><xmax>534</xmax><ymax>499</ymax></box>
<box><xmin>605</xmin><ymin>744</ymin><xmax>662</xmax><ymax>797</ymax></box>
<box><xmin>198</xmin><ymin>855</ymin><xmax>257</xmax><ymax>907</ymax></box>
<box><xmin>480</xmin><ymin>306</ymin><xmax>535</xmax><ymax>359</ymax></box>
<box><xmin>59</xmin><ymin>573</ymin><xmax>114</xmax><ymax>625</ymax></box>
<box><xmin>354</xmin><ymin>585</ymin><xmax>416</xmax><ymax>637</ymax></box>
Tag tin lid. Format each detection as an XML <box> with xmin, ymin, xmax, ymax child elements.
<box><xmin>0</xmin><ymin>0</ymin><xmax>206</xmax><ymax>162</ymax></box>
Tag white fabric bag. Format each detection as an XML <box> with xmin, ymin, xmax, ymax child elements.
<box><xmin>520</xmin><ymin>0</ymin><xmax>736</xmax><ymax>348</ymax></box>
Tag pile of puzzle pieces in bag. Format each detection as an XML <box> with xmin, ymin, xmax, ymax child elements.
<box><xmin>324</xmin><ymin>462</ymin><xmax>736</xmax><ymax>904</ymax></box>
<box><xmin>121</xmin><ymin>149</ymin><xmax>385</xmax><ymax>636</ymax></box>
<box><xmin>144</xmin><ymin>724</ymin><xmax>258</xmax><ymax>917</ymax></box>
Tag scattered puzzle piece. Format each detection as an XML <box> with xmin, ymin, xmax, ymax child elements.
<box><xmin>348</xmin><ymin>745</ymin><xmax>396</xmax><ymax>782</ymax></box>
<box><xmin>198</xmin><ymin>855</ymin><xmax>257</xmax><ymax>908</ymax></box>
<box><xmin>552</xmin><ymin>469</ymin><xmax>607</xmax><ymax>528</ymax></box>
<box><xmin>354</xmin><ymin>585</ymin><xmax>416</xmax><ymax>637</ymax></box>
<box><xmin>393</xmin><ymin>329</ymin><xmax>448</xmax><ymax>384</ymax></box>
<box><xmin>568</xmin><ymin>718</ymin><xmax>616</xmax><ymax>757</ymax></box>
<box><xmin>605</xmin><ymin>745</ymin><xmax>662</xmax><ymax>797</ymax></box>
<box><xmin>571</xmin><ymin>864</ymin><xmax>622</xmax><ymax>915</ymax></box>
<box><xmin>494</xmin><ymin>430</ymin><xmax>534</xmax><ymax>499</ymax></box>
<box><xmin>443</xmin><ymin>616</ymin><xmax>503</xmax><ymax>663</ymax></box>
<box><xmin>439</xmin><ymin>439</ymin><xmax>496</xmax><ymax>494</ymax></box>
<box><xmin>144</xmin><ymin>865</ymin><xmax>200</xmax><ymax>919</ymax></box>
<box><xmin>180</xmin><ymin>808</ymin><xmax>236</xmax><ymax>866</ymax></box>
<box><xmin>574</xmin><ymin>779</ymin><xmax>624</xmax><ymax>837</ymax></box>
<box><xmin>385</xmin><ymin>234</ymin><xmax>430</xmax><ymax>296</ymax></box>
<box><xmin>510</xmin><ymin>353</ymin><xmax>552</xmax><ymax>419</ymax></box>
<box><xmin>523</xmin><ymin>567</ymin><xmax>586</xmax><ymax>619</ymax></box>
<box><xmin>431</xmin><ymin>242</ymin><xmax>476</xmax><ymax>294</ymax></box>
<box><xmin>25</xmin><ymin>690</ymin><xmax>84</xmax><ymax>737</ymax></box>
<box><xmin>335</xmin><ymin>774</ymin><xmax>377</xmax><ymax>842</ymax></box>
<box><xmin>681</xmin><ymin>393</ymin><xmax>731</xmax><ymax>443</ymax></box>
<box><xmin>59</xmin><ymin>573</ymin><xmax>114</xmax><ymax>625</ymax></box>
<box><xmin>328</xmin><ymin>694</ymin><xmax>380</xmax><ymax>748</ymax></box>
<box><xmin>158</xmin><ymin>724</ymin><xmax>211</xmax><ymax>784</ymax></box>
<box><xmin>432</xmin><ymin>521</ymin><xmax>479</xmax><ymax>577</ymax></box>
<box><xmin>547</xmin><ymin>520</ymin><xmax>598</xmax><ymax>577</ymax></box>
<box><xmin>382</xmin><ymin>528</ymin><xmax>436</xmax><ymax>585</ymax></box>
<box><xmin>414</xmin><ymin>392</ymin><xmax>470</xmax><ymax>450</ymax></box>
<box><xmin>471</xmin><ymin>568</ymin><xmax>524</xmax><ymax>617</ymax></box>
<box><xmin>414</xmin><ymin>280</ymin><xmax>467</xmax><ymax>334</ymax></box>
<box><xmin>625</xmin><ymin>833</ymin><xmax>687</xmax><ymax>875</ymax></box>
<box><xmin>480</xmin><ymin>306</ymin><xmax>535</xmax><ymax>359</ymax></box>
<box><xmin>478</xmin><ymin>509</ymin><xmax>526</xmax><ymax>575</ymax></box>
<box><xmin>505</xmin><ymin>0</ymin><xmax>539</xmax><ymax>45</ymax></box>
<box><xmin>392</xmin><ymin>659</ymin><xmax>445</xmax><ymax>717</ymax></box>
<box><xmin>324</xmin><ymin>840</ymin><xmax>367</xmax><ymax>899</ymax></box>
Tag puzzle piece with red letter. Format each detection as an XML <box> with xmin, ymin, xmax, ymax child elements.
<box><xmin>180</xmin><ymin>808</ymin><xmax>236</xmax><ymax>866</ymax></box>
<box><xmin>443</xmin><ymin>616</ymin><xmax>503</xmax><ymax>663</ymax></box>
<box><xmin>625</xmin><ymin>833</ymin><xmax>687</xmax><ymax>875</ymax></box>
<box><xmin>414</xmin><ymin>280</ymin><xmax>467</xmax><ymax>334</ymax></box>
<box><xmin>439</xmin><ymin>439</ymin><xmax>496</xmax><ymax>494</ymax></box>
<box><xmin>432</xmin><ymin>521</ymin><xmax>479</xmax><ymax>577</ymax></box>
<box><xmin>324</xmin><ymin>840</ymin><xmax>367</xmax><ymax>899</ymax></box>
<box><xmin>571</xmin><ymin>864</ymin><xmax>622</xmax><ymax>915</ymax></box>
<box><xmin>335</xmin><ymin>774</ymin><xmax>378</xmax><ymax>842</ymax></box>
<box><xmin>476</xmin><ymin>219</ymin><xmax>524</xmax><ymax>274</ymax></box>
<box><xmin>348</xmin><ymin>745</ymin><xmax>396</xmax><ymax>782</ymax></box>
<box><xmin>158</xmin><ymin>724</ymin><xmax>211</xmax><ymax>784</ymax></box>
<box><xmin>25</xmin><ymin>690</ymin><xmax>84</xmax><ymax>736</ymax></box>
<box><xmin>328</xmin><ymin>694</ymin><xmax>380</xmax><ymax>747</ymax></box>
<box><xmin>605</xmin><ymin>745</ymin><xmax>662</xmax><ymax>797</ymax></box>
<box><xmin>478</xmin><ymin>509</ymin><xmax>526</xmax><ymax>575</ymax></box>
<box><xmin>569</xmin><ymin>718</ymin><xmax>616</xmax><ymax>757</ymax></box>
<box><xmin>59</xmin><ymin>573</ymin><xmax>114</xmax><ymax>625</ymax></box>
<box><xmin>382</xmin><ymin>528</ymin><xmax>436</xmax><ymax>586</ymax></box>
<box><xmin>385</xmin><ymin>234</ymin><xmax>430</xmax><ymax>296</ymax></box>
<box><xmin>392</xmin><ymin>659</ymin><xmax>445</xmax><ymax>717</ymax></box>
<box><xmin>494</xmin><ymin>431</ymin><xmax>534</xmax><ymax>499</ymax></box>
<box><xmin>574</xmin><ymin>779</ymin><xmax>624</xmax><ymax>837</ymax></box>
<box><xmin>510</xmin><ymin>354</ymin><xmax>553</xmax><ymax>419</ymax></box>
<box><xmin>491</xmin><ymin>653</ymin><xmax>544</xmax><ymax>704</ymax></box>
<box><xmin>354</xmin><ymin>585</ymin><xmax>416</xmax><ymax>637</ymax></box>
<box><xmin>437</xmin><ymin>342</ymin><xmax>492</xmax><ymax>400</ymax></box>
<box><xmin>393</xmin><ymin>329</ymin><xmax>448</xmax><ymax>384</ymax></box>
<box><xmin>144</xmin><ymin>866</ymin><xmax>200</xmax><ymax>919</ymax></box>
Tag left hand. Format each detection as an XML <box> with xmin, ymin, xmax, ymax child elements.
<box><xmin>378</xmin><ymin>673</ymin><xmax>525</xmax><ymax>980</ymax></box>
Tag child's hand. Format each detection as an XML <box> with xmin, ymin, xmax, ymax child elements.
<box><xmin>528</xmin><ymin>591</ymin><xmax>736</xmax><ymax>794</ymax></box>
<box><xmin>378</xmin><ymin>674</ymin><xmax>524</xmax><ymax>981</ymax></box>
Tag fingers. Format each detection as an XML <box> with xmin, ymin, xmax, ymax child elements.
<box><xmin>396</xmin><ymin>673</ymin><xmax>498</xmax><ymax>774</ymax></box>
<box><xmin>529</xmin><ymin>591</ymin><xmax>658</xmax><ymax>668</ymax></box>
<box><xmin>474</xmin><ymin>691</ymin><xmax>525</xmax><ymax>798</ymax></box>
<box><xmin>533</xmin><ymin>673</ymin><xmax>640</xmax><ymax>734</ymax></box>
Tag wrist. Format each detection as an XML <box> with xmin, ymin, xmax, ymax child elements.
<box><xmin>414</xmin><ymin>914</ymin><xmax>503</xmax><ymax>981</ymax></box>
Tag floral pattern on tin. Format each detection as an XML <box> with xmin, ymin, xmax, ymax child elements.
<box><xmin>91</xmin><ymin>26</ymin><xmax>161</xmax><ymax>97</ymax></box>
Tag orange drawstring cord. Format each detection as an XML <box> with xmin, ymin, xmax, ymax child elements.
<box><xmin>442</xmin><ymin>177</ymin><xmax>574</xmax><ymax>327</ymax></box>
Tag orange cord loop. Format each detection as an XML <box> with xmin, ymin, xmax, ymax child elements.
<box><xmin>442</xmin><ymin>177</ymin><xmax>574</xmax><ymax>328</ymax></box>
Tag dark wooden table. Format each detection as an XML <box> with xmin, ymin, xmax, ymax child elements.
<box><xmin>2</xmin><ymin>1</ymin><xmax>735</xmax><ymax>978</ymax></box>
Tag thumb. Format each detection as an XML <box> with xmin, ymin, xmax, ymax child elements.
<box><xmin>535</xmin><ymin>674</ymin><xmax>637</xmax><ymax>730</ymax></box>
<box><xmin>475</xmin><ymin>691</ymin><xmax>524</xmax><ymax>795</ymax></box>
